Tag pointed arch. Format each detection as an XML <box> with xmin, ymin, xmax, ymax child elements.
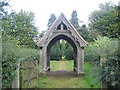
<box><xmin>37</xmin><ymin>13</ymin><xmax>88</xmax><ymax>76</ymax></box>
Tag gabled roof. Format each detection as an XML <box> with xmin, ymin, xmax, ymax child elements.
<box><xmin>37</xmin><ymin>13</ymin><xmax>88</xmax><ymax>47</ymax></box>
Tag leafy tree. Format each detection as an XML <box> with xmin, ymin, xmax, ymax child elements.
<box><xmin>50</xmin><ymin>41</ymin><xmax>62</xmax><ymax>60</ymax></box>
<box><xmin>88</xmin><ymin>2</ymin><xmax>119</xmax><ymax>39</ymax></box>
<box><xmin>1</xmin><ymin>1</ymin><xmax>39</xmax><ymax>88</ymax></box>
<box><xmin>2</xmin><ymin>10</ymin><xmax>38</xmax><ymax>48</ymax></box>
<box><xmin>2</xmin><ymin>36</ymin><xmax>39</xmax><ymax>88</ymax></box>
<box><xmin>0</xmin><ymin>0</ymin><xmax>9</xmax><ymax>17</ymax></box>
<box><xmin>63</xmin><ymin>40</ymin><xmax>74</xmax><ymax>60</ymax></box>
<box><xmin>79</xmin><ymin>24</ymin><xmax>89</xmax><ymax>41</ymax></box>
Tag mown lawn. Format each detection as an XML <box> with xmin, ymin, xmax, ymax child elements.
<box><xmin>22</xmin><ymin>60</ymin><xmax>100</xmax><ymax>88</ymax></box>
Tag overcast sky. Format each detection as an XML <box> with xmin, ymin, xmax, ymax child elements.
<box><xmin>9</xmin><ymin>0</ymin><xmax>118</xmax><ymax>32</ymax></box>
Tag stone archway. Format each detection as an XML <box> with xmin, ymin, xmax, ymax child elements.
<box><xmin>37</xmin><ymin>13</ymin><xmax>88</xmax><ymax>75</ymax></box>
<box><xmin>46</xmin><ymin>34</ymin><xmax>77</xmax><ymax>71</ymax></box>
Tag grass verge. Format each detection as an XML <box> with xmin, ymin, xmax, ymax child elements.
<box><xmin>21</xmin><ymin>61</ymin><xmax>100</xmax><ymax>88</ymax></box>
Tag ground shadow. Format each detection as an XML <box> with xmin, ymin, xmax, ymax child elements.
<box><xmin>47</xmin><ymin>70</ymin><xmax>77</xmax><ymax>78</ymax></box>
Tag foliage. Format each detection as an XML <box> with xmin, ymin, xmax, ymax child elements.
<box><xmin>2</xmin><ymin>9</ymin><xmax>38</xmax><ymax>48</ymax></box>
<box><xmin>63</xmin><ymin>41</ymin><xmax>74</xmax><ymax>60</ymax></box>
<box><xmin>70</xmin><ymin>10</ymin><xmax>80</xmax><ymax>31</ymax></box>
<box><xmin>79</xmin><ymin>24</ymin><xmax>89</xmax><ymax>41</ymax></box>
<box><xmin>2</xmin><ymin>37</ymin><xmax>39</xmax><ymax>88</ymax></box>
<box><xmin>50</xmin><ymin>40</ymin><xmax>74</xmax><ymax>60</ymax></box>
<box><xmin>88</xmin><ymin>2</ymin><xmax>119</xmax><ymax>39</ymax></box>
<box><xmin>85</xmin><ymin>36</ymin><xmax>118</xmax><ymax>62</ymax></box>
<box><xmin>50</xmin><ymin>41</ymin><xmax>62</xmax><ymax>60</ymax></box>
<box><xmin>100</xmin><ymin>51</ymin><xmax>119</xmax><ymax>88</ymax></box>
<box><xmin>70</xmin><ymin>10</ymin><xmax>89</xmax><ymax>41</ymax></box>
<box><xmin>47</xmin><ymin>14</ymin><xmax>56</xmax><ymax>27</ymax></box>
<box><xmin>0</xmin><ymin>0</ymin><xmax>10</xmax><ymax>17</ymax></box>
<box><xmin>85</xmin><ymin>36</ymin><xmax>119</xmax><ymax>88</ymax></box>
<box><xmin>2</xmin><ymin>38</ymin><xmax>18</xmax><ymax>88</ymax></box>
<box><xmin>1</xmin><ymin>1</ymin><xmax>39</xmax><ymax>88</ymax></box>
<box><xmin>39</xmin><ymin>31</ymin><xmax>46</xmax><ymax>38</ymax></box>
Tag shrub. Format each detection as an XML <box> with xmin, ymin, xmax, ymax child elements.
<box><xmin>84</xmin><ymin>36</ymin><xmax>119</xmax><ymax>88</ymax></box>
<box><xmin>85</xmin><ymin>36</ymin><xmax>118</xmax><ymax>63</ymax></box>
<box><xmin>2</xmin><ymin>38</ymin><xmax>18</xmax><ymax>88</ymax></box>
<box><xmin>2</xmin><ymin>37</ymin><xmax>39</xmax><ymax>88</ymax></box>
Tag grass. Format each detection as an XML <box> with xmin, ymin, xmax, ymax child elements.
<box><xmin>50</xmin><ymin>60</ymin><xmax>60</xmax><ymax>71</ymax></box>
<box><xmin>50</xmin><ymin>60</ymin><xmax>74</xmax><ymax>71</ymax></box>
<box><xmin>66</xmin><ymin>60</ymin><xmax>74</xmax><ymax>70</ymax></box>
<box><xmin>21</xmin><ymin>60</ymin><xmax>100</xmax><ymax>88</ymax></box>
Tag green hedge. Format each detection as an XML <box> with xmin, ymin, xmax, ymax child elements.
<box><xmin>84</xmin><ymin>36</ymin><xmax>119</xmax><ymax>88</ymax></box>
<box><xmin>2</xmin><ymin>38</ymin><xmax>39</xmax><ymax>88</ymax></box>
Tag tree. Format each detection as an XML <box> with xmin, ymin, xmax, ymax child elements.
<box><xmin>2</xmin><ymin>10</ymin><xmax>38</xmax><ymax>48</ymax></box>
<box><xmin>62</xmin><ymin>40</ymin><xmax>74</xmax><ymax>60</ymax></box>
<box><xmin>1</xmin><ymin>1</ymin><xmax>39</xmax><ymax>88</ymax></box>
<box><xmin>1</xmin><ymin>0</ymin><xmax>18</xmax><ymax>88</ymax></box>
<box><xmin>50</xmin><ymin>41</ymin><xmax>62</xmax><ymax>60</ymax></box>
<box><xmin>88</xmin><ymin>2</ymin><xmax>119</xmax><ymax>39</ymax></box>
<box><xmin>70</xmin><ymin>10</ymin><xmax>89</xmax><ymax>41</ymax></box>
<box><xmin>70</xmin><ymin>10</ymin><xmax>80</xmax><ymax>31</ymax></box>
<box><xmin>47</xmin><ymin>14</ymin><xmax>56</xmax><ymax>27</ymax></box>
<box><xmin>79</xmin><ymin>24</ymin><xmax>89</xmax><ymax>41</ymax></box>
<box><xmin>50</xmin><ymin>39</ymin><xmax>74</xmax><ymax>60</ymax></box>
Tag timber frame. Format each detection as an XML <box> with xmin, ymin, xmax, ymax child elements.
<box><xmin>37</xmin><ymin>13</ymin><xmax>88</xmax><ymax>75</ymax></box>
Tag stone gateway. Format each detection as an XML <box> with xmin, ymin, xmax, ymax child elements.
<box><xmin>37</xmin><ymin>13</ymin><xmax>88</xmax><ymax>76</ymax></box>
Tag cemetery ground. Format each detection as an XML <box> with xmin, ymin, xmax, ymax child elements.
<box><xmin>21</xmin><ymin>60</ymin><xmax>100</xmax><ymax>88</ymax></box>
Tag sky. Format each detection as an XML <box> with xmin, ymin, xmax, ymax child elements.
<box><xmin>9</xmin><ymin>0</ymin><xmax>119</xmax><ymax>33</ymax></box>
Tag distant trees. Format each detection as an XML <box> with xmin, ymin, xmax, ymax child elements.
<box><xmin>47</xmin><ymin>14</ymin><xmax>56</xmax><ymax>27</ymax></box>
<box><xmin>70</xmin><ymin>10</ymin><xmax>89</xmax><ymax>41</ymax></box>
<box><xmin>70</xmin><ymin>10</ymin><xmax>80</xmax><ymax>31</ymax></box>
<box><xmin>50</xmin><ymin>40</ymin><xmax>74</xmax><ymax>60</ymax></box>
<box><xmin>88</xmin><ymin>2</ymin><xmax>119</xmax><ymax>39</ymax></box>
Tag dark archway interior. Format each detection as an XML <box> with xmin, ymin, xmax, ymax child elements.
<box><xmin>47</xmin><ymin>34</ymin><xmax>77</xmax><ymax>71</ymax></box>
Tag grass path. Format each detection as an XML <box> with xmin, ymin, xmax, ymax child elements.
<box><xmin>54</xmin><ymin>61</ymin><xmax>67</xmax><ymax>70</ymax></box>
<box><xmin>24</xmin><ymin>61</ymin><xmax>100</xmax><ymax>88</ymax></box>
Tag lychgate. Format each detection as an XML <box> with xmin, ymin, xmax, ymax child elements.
<box><xmin>37</xmin><ymin>13</ymin><xmax>88</xmax><ymax>76</ymax></box>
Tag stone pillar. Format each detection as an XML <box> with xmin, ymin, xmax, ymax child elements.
<box><xmin>46</xmin><ymin>47</ymin><xmax>50</xmax><ymax>71</ymax></box>
<box><xmin>39</xmin><ymin>47</ymin><xmax>45</xmax><ymax>73</ymax></box>
<box><xmin>77</xmin><ymin>47</ymin><xmax>84</xmax><ymax>76</ymax></box>
<box><xmin>44</xmin><ymin>48</ymin><xmax>47</xmax><ymax>72</ymax></box>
